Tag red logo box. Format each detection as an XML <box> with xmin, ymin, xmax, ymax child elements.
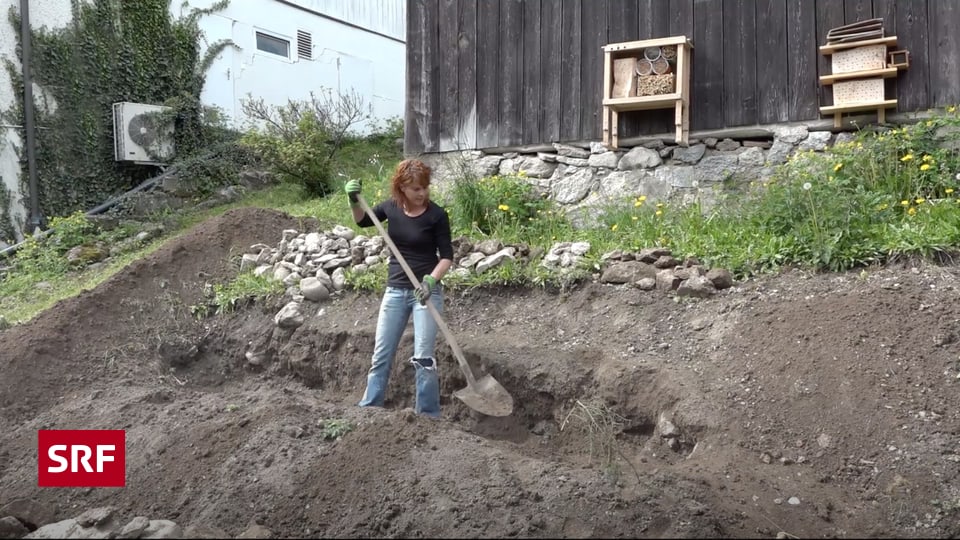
<box><xmin>37</xmin><ymin>430</ymin><xmax>126</xmax><ymax>487</ymax></box>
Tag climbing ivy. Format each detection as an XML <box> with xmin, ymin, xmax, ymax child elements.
<box><xmin>1</xmin><ymin>0</ymin><xmax>233</xmax><ymax>234</ymax></box>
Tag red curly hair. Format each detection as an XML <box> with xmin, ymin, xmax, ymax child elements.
<box><xmin>390</xmin><ymin>159</ymin><xmax>432</xmax><ymax>206</ymax></box>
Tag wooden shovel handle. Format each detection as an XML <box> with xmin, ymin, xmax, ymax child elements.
<box><xmin>355</xmin><ymin>195</ymin><xmax>478</xmax><ymax>386</ymax></box>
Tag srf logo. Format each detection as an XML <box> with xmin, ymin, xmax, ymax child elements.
<box><xmin>37</xmin><ymin>430</ymin><xmax>126</xmax><ymax>487</ymax></box>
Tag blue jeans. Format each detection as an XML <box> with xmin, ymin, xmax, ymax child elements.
<box><xmin>358</xmin><ymin>285</ymin><xmax>443</xmax><ymax>417</ymax></box>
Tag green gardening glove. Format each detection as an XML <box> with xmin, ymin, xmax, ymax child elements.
<box><xmin>415</xmin><ymin>275</ymin><xmax>437</xmax><ymax>305</ymax></box>
<box><xmin>345</xmin><ymin>178</ymin><xmax>362</xmax><ymax>204</ymax></box>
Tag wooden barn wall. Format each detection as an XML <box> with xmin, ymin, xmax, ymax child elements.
<box><xmin>405</xmin><ymin>0</ymin><xmax>960</xmax><ymax>154</ymax></box>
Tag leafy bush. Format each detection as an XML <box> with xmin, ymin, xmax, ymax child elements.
<box><xmin>239</xmin><ymin>89</ymin><xmax>373</xmax><ymax>197</ymax></box>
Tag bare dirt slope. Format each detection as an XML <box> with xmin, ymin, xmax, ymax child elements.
<box><xmin>2</xmin><ymin>207</ymin><xmax>959</xmax><ymax>539</ymax></box>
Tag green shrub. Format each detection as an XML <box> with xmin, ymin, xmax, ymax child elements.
<box><xmin>239</xmin><ymin>90</ymin><xmax>373</xmax><ymax>197</ymax></box>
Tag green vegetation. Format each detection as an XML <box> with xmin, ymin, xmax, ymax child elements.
<box><xmin>318</xmin><ymin>418</ymin><xmax>354</xmax><ymax>440</ymax></box>
<box><xmin>2</xmin><ymin>104</ymin><xmax>960</xmax><ymax>327</ymax></box>
<box><xmin>1</xmin><ymin>0</ymin><xmax>236</xmax><ymax>226</ymax></box>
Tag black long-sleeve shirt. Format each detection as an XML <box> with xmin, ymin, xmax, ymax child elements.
<box><xmin>358</xmin><ymin>199</ymin><xmax>453</xmax><ymax>289</ymax></box>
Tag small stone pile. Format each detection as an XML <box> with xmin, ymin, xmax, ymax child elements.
<box><xmin>240</xmin><ymin>226</ymin><xmax>735</xmax><ymax>331</ymax></box>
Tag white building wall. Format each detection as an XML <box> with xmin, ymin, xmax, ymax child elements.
<box><xmin>0</xmin><ymin>0</ymin><xmax>406</xmax><ymax>242</ymax></box>
<box><xmin>179</xmin><ymin>0</ymin><xmax>406</xmax><ymax>132</ymax></box>
<box><xmin>0</xmin><ymin>0</ymin><xmax>74</xmax><ymax>242</ymax></box>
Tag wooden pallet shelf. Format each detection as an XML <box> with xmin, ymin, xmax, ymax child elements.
<box><xmin>602</xmin><ymin>36</ymin><xmax>693</xmax><ymax>148</ymax></box>
<box><xmin>819</xmin><ymin>67</ymin><xmax>898</xmax><ymax>85</ymax></box>
<box><xmin>818</xmin><ymin>31</ymin><xmax>903</xmax><ymax>128</ymax></box>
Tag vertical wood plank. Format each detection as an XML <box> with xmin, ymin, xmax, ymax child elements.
<box><xmin>692</xmin><ymin>0</ymin><xmax>724</xmax><ymax>130</ymax></box>
<box><xmin>871</xmin><ymin>0</ymin><xmax>895</xmax><ymax>32</ymax></box>
<box><xmin>927</xmin><ymin>0</ymin><xmax>960</xmax><ymax>107</ymax></box>
<box><xmin>843</xmin><ymin>0</ymin><xmax>872</xmax><ymax>23</ymax></box>
<box><xmin>638</xmin><ymin>0</ymin><xmax>672</xmax><ymax>39</ymax></box>
<box><xmin>607</xmin><ymin>0</ymin><xmax>639</xmax><ymax>43</ymax></box>
<box><xmin>580</xmin><ymin>0</ymin><xmax>607</xmax><ymax>140</ymax></box>
<box><xmin>521</xmin><ymin>0</ymin><xmax>541</xmax><ymax>145</ymax></box>
<box><xmin>423</xmin><ymin>0</ymin><xmax>440</xmax><ymax>152</ymax></box>
<box><xmin>437</xmin><ymin>0</ymin><xmax>459</xmax><ymax>151</ymax></box>
<box><xmin>540</xmin><ymin>0</ymin><xmax>562</xmax><ymax>143</ymax></box>
<box><xmin>872</xmin><ymin>0</ymin><xmax>897</xmax><ymax>103</ymax></box>
<box><xmin>894</xmin><ymin>0</ymin><xmax>928</xmax><ymax>112</ymax></box>
<box><xmin>608</xmin><ymin>0</ymin><xmax>640</xmax><ymax>138</ymax></box>
<box><xmin>476</xmin><ymin>0</ymin><xmax>500</xmax><ymax>149</ymax></box>
<box><xmin>669</xmin><ymin>0</ymin><xmax>694</xmax><ymax>38</ymax></box>
<box><xmin>498</xmin><ymin>0</ymin><xmax>523</xmax><ymax>146</ymax></box>
<box><xmin>756</xmin><ymin>0</ymin><xmax>789</xmax><ymax>123</ymax></box>
<box><xmin>786</xmin><ymin>0</ymin><xmax>819</xmax><ymax>120</ymax></box>
<box><xmin>560</xmin><ymin>0</ymin><xmax>582</xmax><ymax>142</ymax></box>
<box><xmin>404</xmin><ymin>0</ymin><xmax>428</xmax><ymax>155</ymax></box>
<box><xmin>815</xmin><ymin>0</ymin><xmax>844</xmax><ymax>108</ymax></box>
<box><xmin>457</xmin><ymin>0</ymin><xmax>478</xmax><ymax>150</ymax></box>
<box><xmin>723</xmin><ymin>0</ymin><xmax>757</xmax><ymax>126</ymax></box>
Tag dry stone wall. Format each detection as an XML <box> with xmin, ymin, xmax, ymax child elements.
<box><xmin>422</xmin><ymin>126</ymin><xmax>853</xmax><ymax>228</ymax></box>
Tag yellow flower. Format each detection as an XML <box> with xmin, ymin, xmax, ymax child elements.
<box><xmin>920</xmin><ymin>163</ymin><xmax>931</xmax><ymax>171</ymax></box>
<box><xmin>655</xmin><ymin>210</ymin><xmax>663</xmax><ymax>217</ymax></box>
<box><xmin>901</xmin><ymin>154</ymin><xmax>914</xmax><ymax>162</ymax></box>
<box><xmin>517</xmin><ymin>170</ymin><xmax>528</xmax><ymax>178</ymax></box>
<box><xmin>498</xmin><ymin>204</ymin><xmax>510</xmax><ymax>211</ymax></box>
<box><xmin>926</xmin><ymin>120</ymin><xmax>934</xmax><ymax>127</ymax></box>
<box><xmin>915</xmin><ymin>197</ymin><xmax>925</xmax><ymax>204</ymax></box>
<box><xmin>878</xmin><ymin>203</ymin><xmax>889</xmax><ymax>211</ymax></box>
<box><xmin>946</xmin><ymin>188</ymin><xmax>955</xmax><ymax>195</ymax></box>
<box><xmin>834</xmin><ymin>162</ymin><xmax>843</xmax><ymax>172</ymax></box>
<box><xmin>631</xmin><ymin>216</ymin><xmax>638</xmax><ymax>221</ymax></box>
<box><xmin>634</xmin><ymin>199</ymin><xmax>644</xmax><ymax>207</ymax></box>
<box><xmin>610</xmin><ymin>223</ymin><xmax>618</xmax><ymax>231</ymax></box>
<box><xmin>922</xmin><ymin>154</ymin><xmax>934</xmax><ymax>162</ymax></box>
<box><xmin>949</xmin><ymin>105</ymin><xmax>957</xmax><ymax>113</ymax></box>
<box><xmin>908</xmin><ymin>207</ymin><xmax>917</xmax><ymax>216</ymax></box>
<box><xmin>901</xmin><ymin>200</ymin><xmax>910</xmax><ymax>206</ymax></box>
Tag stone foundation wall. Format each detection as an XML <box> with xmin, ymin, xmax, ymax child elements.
<box><xmin>421</xmin><ymin>125</ymin><xmax>854</xmax><ymax>228</ymax></box>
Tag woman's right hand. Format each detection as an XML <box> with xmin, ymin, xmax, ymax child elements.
<box><xmin>345</xmin><ymin>179</ymin><xmax>362</xmax><ymax>203</ymax></box>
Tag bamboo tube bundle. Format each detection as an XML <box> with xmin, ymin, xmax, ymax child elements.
<box><xmin>661</xmin><ymin>45</ymin><xmax>677</xmax><ymax>61</ymax></box>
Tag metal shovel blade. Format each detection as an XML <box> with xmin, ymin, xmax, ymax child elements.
<box><xmin>454</xmin><ymin>374</ymin><xmax>514</xmax><ymax>417</ymax></box>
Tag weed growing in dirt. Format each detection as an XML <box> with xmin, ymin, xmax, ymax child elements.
<box><xmin>558</xmin><ymin>398</ymin><xmax>640</xmax><ymax>483</ymax></box>
<box><xmin>191</xmin><ymin>272</ymin><xmax>286</xmax><ymax>318</ymax></box>
<box><xmin>318</xmin><ymin>419</ymin><xmax>354</xmax><ymax>440</ymax></box>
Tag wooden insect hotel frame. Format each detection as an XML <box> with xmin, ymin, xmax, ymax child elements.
<box><xmin>602</xmin><ymin>36</ymin><xmax>693</xmax><ymax>148</ymax></box>
<box><xmin>817</xmin><ymin>19</ymin><xmax>908</xmax><ymax>128</ymax></box>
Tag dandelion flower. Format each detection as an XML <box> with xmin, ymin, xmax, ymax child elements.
<box><xmin>655</xmin><ymin>210</ymin><xmax>663</xmax><ymax>217</ymax></box>
<box><xmin>949</xmin><ymin>105</ymin><xmax>957</xmax><ymax>113</ymax></box>
<box><xmin>908</xmin><ymin>207</ymin><xmax>917</xmax><ymax>216</ymax></box>
<box><xmin>915</xmin><ymin>197</ymin><xmax>925</xmax><ymax>204</ymax></box>
<box><xmin>920</xmin><ymin>163</ymin><xmax>932</xmax><ymax>171</ymax></box>
<box><xmin>631</xmin><ymin>216</ymin><xmax>638</xmax><ymax>221</ymax></box>
<box><xmin>498</xmin><ymin>204</ymin><xmax>510</xmax><ymax>211</ymax></box>
<box><xmin>946</xmin><ymin>188</ymin><xmax>955</xmax><ymax>195</ymax></box>
<box><xmin>901</xmin><ymin>154</ymin><xmax>914</xmax><ymax>162</ymax></box>
<box><xmin>610</xmin><ymin>223</ymin><xmax>618</xmax><ymax>231</ymax></box>
<box><xmin>922</xmin><ymin>154</ymin><xmax>934</xmax><ymax>162</ymax></box>
<box><xmin>802</xmin><ymin>182</ymin><xmax>812</xmax><ymax>190</ymax></box>
<box><xmin>834</xmin><ymin>163</ymin><xmax>844</xmax><ymax>172</ymax></box>
<box><xmin>901</xmin><ymin>200</ymin><xmax>910</xmax><ymax>206</ymax></box>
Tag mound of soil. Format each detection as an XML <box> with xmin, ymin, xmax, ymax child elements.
<box><xmin>2</xmin><ymin>206</ymin><xmax>959</xmax><ymax>538</ymax></box>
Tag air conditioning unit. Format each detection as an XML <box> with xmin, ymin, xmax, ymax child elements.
<box><xmin>112</xmin><ymin>102</ymin><xmax>174</xmax><ymax>164</ymax></box>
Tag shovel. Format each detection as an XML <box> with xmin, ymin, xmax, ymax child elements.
<box><xmin>356</xmin><ymin>194</ymin><xmax>514</xmax><ymax>417</ymax></box>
